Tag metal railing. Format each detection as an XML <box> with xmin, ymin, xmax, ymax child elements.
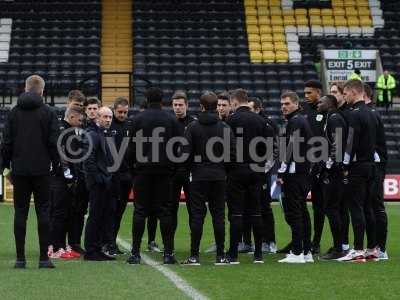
<box><xmin>100</xmin><ymin>72</ymin><xmax>133</xmax><ymax>105</ymax></box>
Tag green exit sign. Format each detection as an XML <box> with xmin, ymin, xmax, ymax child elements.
<box><xmin>338</xmin><ymin>50</ymin><xmax>362</xmax><ymax>59</ymax></box>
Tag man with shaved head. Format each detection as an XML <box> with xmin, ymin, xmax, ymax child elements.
<box><xmin>83</xmin><ymin>106</ymin><xmax>116</xmax><ymax>261</ymax></box>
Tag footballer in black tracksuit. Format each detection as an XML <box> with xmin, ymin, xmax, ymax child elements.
<box><xmin>367</xmin><ymin>103</ymin><xmax>388</xmax><ymax>253</ymax></box>
<box><xmin>242</xmin><ymin>111</ymin><xmax>279</xmax><ymax>248</ymax></box>
<box><xmin>259</xmin><ymin>112</ymin><xmax>279</xmax><ymax>246</ymax></box>
<box><xmin>49</xmin><ymin>118</ymin><xmax>80</xmax><ymax>253</ymax></box>
<box><xmin>183</xmin><ymin>110</ymin><xmax>235</xmax><ymax>261</ymax></box>
<box><xmin>171</xmin><ymin>114</ymin><xmax>196</xmax><ymax>247</ymax></box>
<box><xmin>343</xmin><ymin>101</ymin><xmax>377</xmax><ymax>252</ymax></box>
<box><xmin>337</xmin><ymin>102</ymin><xmax>352</xmax><ymax>247</ymax></box>
<box><xmin>108</xmin><ymin>116</ymin><xmax>134</xmax><ymax>252</ymax></box>
<box><xmin>320</xmin><ymin>108</ymin><xmax>348</xmax><ymax>255</ymax></box>
<box><xmin>301</xmin><ymin>101</ymin><xmax>326</xmax><ymax>252</ymax></box>
<box><xmin>128</xmin><ymin>101</ymin><xmax>181</xmax><ymax>263</ymax></box>
<box><xmin>278</xmin><ymin>108</ymin><xmax>313</xmax><ymax>256</ymax></box>
<box><xmin>226</xmin><ymin>106</ymin><xmax>272</xmax><ymax>262</ymax></box>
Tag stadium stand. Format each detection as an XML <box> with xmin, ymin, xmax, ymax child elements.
<box><xmin>0</xmin><ymin>0</ymin><xmax>399</xmax><ymax>166</ymax></box>
<box><xmin>0</xmin><ymin>0</ymin><xmax>101</xmax><ymax>100</ymax></box>
<box><xmin>132</xmin><ymin>0</ymin><xmax>318</xmax><ymax>115</ymax></box>
<box><xmin>292</xmin><ymin>0</ymin><xmax>400</xmax><ymax>162</ymax></box>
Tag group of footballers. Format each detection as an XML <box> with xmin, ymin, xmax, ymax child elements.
<box><xmin>2</xmin><ymin>74</ymin><xmax>389</xmax><ymax>268</ymax></box>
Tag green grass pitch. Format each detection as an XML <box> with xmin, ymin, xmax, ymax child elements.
<box><xmin>0</xmin><ymin>203</ymin><xmax>399</xmax><ymax>299</ymax></box>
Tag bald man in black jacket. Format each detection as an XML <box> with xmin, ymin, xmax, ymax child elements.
<box><xmin>83</xmin><ymin>107</ymin><xmax>116</xmax><ymax>261</ymax></box>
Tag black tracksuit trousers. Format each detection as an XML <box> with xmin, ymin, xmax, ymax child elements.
<box><xmin>112</xmin><ymin>173</ymin><xmax>132</xmax><ymax>246</ymax></box>
<box><xmin>132</xmin><ymin>174</ymin><xmax>174</xmax><ymax>255</ymax></box>
<box><xmin>170</xmin><ymin>176</ymin><xmax>190</xmax><ymax>249</ymax></box>
<box><xmin>242</xmin><ymin>173</ymin><xmax>276</xmax><ymax>245</ymax></box>
<box><xmin>84</xmin><ymin>183</ymin><xmax>114</xmax><ymax>255</ymax></box>
<box><xmin>227</xmin><ymin>169</ymin><xmax>264</xmax><ymax>259</ymax></box>
<box><xmin>340</xmin><ymin>182</ymin><xmax>351</xmax><ymax>246</ymax></box>
<box><xmin>370</xmin><ymin>163</ymin><xmax>388</xmax><ymax>251</ymax></box>
<box><xmin>311</xmin><ymin>175</ymin><xmax>325</xmax><ymax>247</ymax></box>
<box><xmin>281</xmin><ymin>174</ymin><xmax>312</xmax><ymax>255</ymax></box>
<box><xmin>67</xmin><ymin>178</ymin><xmax>89</xmax><ymax>247</ymax></box>
<box><xmin>13</xmin><ymin>175</ymin><xmax>51</xmax><ymax>261</ymax></box>
<box><xmin>322</xmin><ymin>171</ymin><xmax>344</xmax><ymax>251</ymax></box>
<box><xmin>49</xmin><ymin>176</ymin><xmax>69</xmax><ymax>251</ymax></box>
<box><xmin>188</xmin><ymin>180</ymin><xmax>226</xmax><ymax>257</ymax></box>
<box><xmin>347</xmin><ymin>163</ymin><xmax>377</xmax><ymax>251</ymax></box>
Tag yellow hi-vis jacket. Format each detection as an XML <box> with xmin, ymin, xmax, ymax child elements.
<box><xmin>376</xmin><ymin>74</ymin><xmax>396</xmax><ymax>102</ymax></box>
<box><xmin>349</xmin><ymin>72</ymin><xmax>362</xmax><ymax>81</ymax></box>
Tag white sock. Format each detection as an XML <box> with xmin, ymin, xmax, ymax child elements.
<box><xmin>342</xmin><ymin>244</ymin><xmax>350</xmax><ymax>251</ymax></box>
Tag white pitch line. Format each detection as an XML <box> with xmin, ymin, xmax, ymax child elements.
<box><xmin>117</xmin><ymin>237</ymin><xmax>209</xmax><ymax>300</ymax></box>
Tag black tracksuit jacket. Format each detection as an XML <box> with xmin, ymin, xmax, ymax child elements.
<box><xmin>278</xmin><ymin>109</ymin><xmax>313</xmax><ymax>177</ymax></box>
<box><xmin>226</xmin><ymin>106</ymin><xmax>273</xmax><ymax>171</ymax></box>
<box><xmin>129</xmin><ymin>102</ymin><xmax>181</xmax><ymax>175</ymax></box>
<box><xmin>324</xmin><ymin>110</ymin><xmax>348</xmax><ymax>168</ymax></box>
<box><xmin>344</xmin><ymin>101</ymin><xmax>377</xmax><ymax>165</ymax></box>
<box><xmin>110</xmin><ymin>117</ymin><xmax>133</xmax><ymax>174</ymax></box>
<box><xmin>367</xmin><ymin>103</ymin><xmax>388</xmax><ymax>165</ymax></box>
<box><xmin>2</xmin><ymin>92</ymin><xmax>59</xmax><ymax>176</ymax></box>
<box><xmin>184</xmin><ymin>111</ymin><xmax>235</xmax><ymax>181</ymax></box>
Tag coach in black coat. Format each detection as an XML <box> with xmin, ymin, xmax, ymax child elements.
<box><xmin>2</xmin><ymin>75</ymin><xmax>59</xmax><ymax>268</ymax></box>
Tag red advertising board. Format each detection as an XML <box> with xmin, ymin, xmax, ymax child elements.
<box><xmin>383</xmin><ymin>175</ymin><xmax>400</xmax><ymax>200</ymax></box>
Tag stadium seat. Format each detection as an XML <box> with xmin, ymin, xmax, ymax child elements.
<box><xmin>261</xmin><ymin>34</ymin><xmax>273</xmax><ymax>42</ymax></box>
<box><xmin>333</xmin><ymin>7</ymin><xmax>346</xmax><ymax>16</ymax></box>
<box><xmin>289</xmin><ymin>51</ymin><xmax>302</xmax><ymax>63</ymax></box>
<box><xmin>349</xmin><ymin>26</ymin><xmax>362</xmax><ymax>37</ymax></box>
<box><xmin>282</xmin><ymin>9</ymin><xmax>295</xmax><ymax>16</ymax></box>
<box><xmin>286</xmin><ymin>33</ymin><xmax>298</xmax><ymax>42</ymax></box>
<box><xmin>273</xmin><ymin>34</ymin><xmax>286</xmax><ymax>42</ymax></box>
<box><xmin>260</xmin><ymin>25</ymin><xmax>272</xmax><ymax>34</ymax></box>
<box><xmin>262</xmin><ymin>42</ymin><xmax>274</xmax><ymax>51</ymax></box>
<box><xmin>262</xmin><ymin>51</ymin><xmax>275</xmax><ymax>62</ymax></box>
<box><xmin>275</xmin><ymin>51</ymin><xmax>288</xmax><ymax>62</ymax></box>
<box><xmin>258</xmin><ymin>16</ymin><xmax>271</xmax><ymax>25</ymax></box>
<box><xmin>362</xmin><ymin>26</ymin><xmax>374</xmax><ymax>37</ymax></box>
<box><xmin>372</xmin><ymin>16</ymin><xmax>385</xmax><ymax>28</ymax></box>
<box><xmin>334</xmin><ymin>16</ymin><xmax>348</xmax><ymax>27</ymax></box>
<box><xmin>287</xmin><ymin>42</ymin><xmax>300</xmax><ymax>52</ymax></box>
<box><xmin>336</xmin><ymin>26</ymin><xmax>349</xmax><ymax>36</ymax></box>
<box><xmin>296</xmin><ymin>16</ymin><xmax>308</xmax><ymax>26</ymax></box>
<box><xmin>285</xmin><ymin>26</ymin><xmax>297</xmax><ymax>34</ymax></box>
<box><xmin>297</xmin><ymin>26</ymin><xmax>310</xmax><ymax>36</ymax></box>
<box><xmin>310</xmin><ymin>16</ymin><xmax>322</xmax><ymax>26</ymax></box>
<box><xmin>360</xmin><ymin>16</ymin><xmax>373</xmax><ymax>27</ymax></box>
<box><xmin>371</xmin><ymin>7</ymin><xmax>383</xmax><ymax>17</ymax></box>
<box><xmin>283</xmin><ymin>16</ymin><xmax>296</xmax><ymax>26</ymax></box>
<box><xmin>0</xmin><ymin>1</ymin><xmax>101</xmax><ymax>97</ymax></box>
<box><xmin>311</xmin><ymin>26</ymin><xmax>324</xmax><ymax>37</ymax></box>
<box><xmin>324</xmin><ymin>26</ymin><xmax>337</xmax><ymax>36</ymax></box>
